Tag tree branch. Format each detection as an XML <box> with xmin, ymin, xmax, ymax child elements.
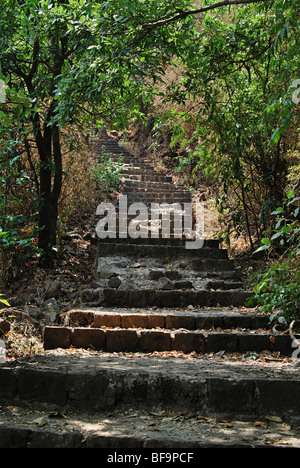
<box><xmin>143</xmin><ymin>0</ymin><xmax>271</xmax><ymax>29</ymax></box>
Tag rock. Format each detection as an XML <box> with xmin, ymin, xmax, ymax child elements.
<box><xmin>42</xmin><ymin>298</ymin><xmax>59</xmax><ymax>311</ymax></box>
<box><xmin>98</xmin><ymin>271</ymin><xmax>118</xmax><ymax>279</ymax></box>
<box><xmin>146</xmin><ymin>270</ymin><xmax>164</xmax><ymax>280</ymax></box>
<box><xmin>156</xmin><ymin>277</ymin><xmax>174</xmax><ymax>290</ymax></box>
<box><xmin>80</xmin><ymin>289</ymin><xmax>99</xmax><ymax>303</ymax></box>
<box><xmin>89</xmin><ymin>281</ymin><xmax>105</xmax><ymax>289</ymax></box>
<box><xmin>27</xmin><ymin>306</ymin><xmax>43</xmax><ymax>320</ymax></box>
<box><xmin>107</xmin><ymin>276</ymin><xmax>122</xmax><ymax>289</ymax></box>
<box><xmin>174</xmin><ymin>281</ymin><xmax>193</xmax><ymax>290</ymax></box>
<box><xmin>119</xmin><ymin>280</ymin><xmax>138</xmax><ymax>290</ymax></box>
<box><xmin>44</xmin><ymin>280</ymin><xmax>61</xmax><ymax>299</ymax></box>
<box><xmin>165</xmin><ymin>270</ymin><xmax>182</xmax><ymax>280</ymax></box>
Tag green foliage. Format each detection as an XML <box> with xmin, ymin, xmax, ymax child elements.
<box><xmin>253</xmin><ymin>190</ymin><xmax>300</xmax><ymax>255</ymax></box>
<box><xmin>251</xmin><ymin>258</ymin><xmax>300</xmax><ymax>323</ymax></box>
<box><xmin>0</xmin><ymin>294</ymin><xmax>10</xmax><ymax>307</ymax></box>
<box><xmin>0</xmin><ymin>139</ymin><xmax>39</xmax><ymax>285</ymax></box>
<box><xmin>91</xmin><ymin>148</ymin><xmax>123</xmax><ymax>196</ymax></box>
<box><xmin>249</xmin><ymin>191</ymin><xmax>300</xmax><ymax>322</ymax></box>
<box><xmin>153</xmin><ymin>0</ymin><xmax>299</xmax><ymax>248</ymax></box>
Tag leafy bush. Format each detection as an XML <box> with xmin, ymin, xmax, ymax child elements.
<box><xmin>251</xmin><ymin>258</ymin><xmax>300</xmax><ymax>323</ymax></box>
<box><xmin>250</xmin><ymin>191</ymin><xmax>300</xmax><ymax>323</ymax></box>
<box><xmin>0</xmin><ymin>153</ymin><xmax>39</xmax><ymax>286</ymax></box>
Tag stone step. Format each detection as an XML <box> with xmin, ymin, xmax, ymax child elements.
<box><xmin>121</xmin><ymin>174</ymin><xmax>173</xmax><ymax>183</ymax></box>
<box><xmin>64</xmin><ymin>308</ymin><xmax>270</xmax><ymax>330</ymax></box>
<box><xmin>125</xmin><ymin>180</ymin><xmax>184</xmax><ymax>189</ymax></box>
<box><xmin>96</xmin><ymin>243</ymin><xmax>232</xmax><ymax>261</ymax></box>
<box><xmin>124</xmin><ymin>196</ymin><xmax>191</xmax><ymax>204</ymax></box>
<box><xmin>2</xmin><ymin>405</ymin><xmax>300</xmax><ymax>448</ymax></box>
<box><xmin>79</xmin><ymin>288</ymin><xmax>251</xmax><ymax>308</ymax></box>
<box><xmin>123</xmin><ymin>186</ymin><xmax>188</xmax><ymax>194</ymax></box>
<box><xmin>97</xmin><ymin>237</ymin><xmax>220</xmax><ymax>248</ymax></box>
<box><xmin>43</xmin><ymin>324</ymin><xmax>296</xmax><ymax>356</ymax></box>
<box><xmin>1</xmin><ymin>353</ymin><xmax>300</xmax><ymax>426</ymax></box>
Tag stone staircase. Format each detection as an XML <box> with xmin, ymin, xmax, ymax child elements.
<box><xmin>0</xmin><ymin>131</ymin><xmax>300</xmax><ymax>448</ymax></box>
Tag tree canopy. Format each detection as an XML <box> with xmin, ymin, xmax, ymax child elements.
<box><xmin>0</xmin><ymin>0</ymin><xmax>299</xmax><ymax>273</ymax></box>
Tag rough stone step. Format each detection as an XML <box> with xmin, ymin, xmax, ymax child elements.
<box><xmin>2</xmin><ymin>405</ymin><xmax>300</xmax><ymax>448</ymax></box>
<box><xmin>96</xmin><ymin>232</ymin><xmax>205</xmax><ymax>241</ymax></box>
<box><xmin>125</xmin><ymin>196</ymin><xmax>191</xmax><ymax>203</ymax></box>
<box><xmin>123</xmin><ymin>186</ymin><xmax>189</xmax><ymax>194</ymax></box>
<box><xmin>43</xmin><ymin>325</ymin><xmax>297</xmax><ymax>356</ymax></box>
<box><xmin>96</xmin><ymin>243</ymin><xmax>228</xmax><ymax>258</ymax></box>
<box><xmin>97</xmin><ymin>237</ymin><xmax>220</xmax><ymax>248</ymax></box>
<box><xmin>125</xmin><ymin>180</ymin><xmax>184</xmax><ymax>189</ymax></box>
<box><xmin>121</xmin><ymin>174</ymin><xmax>173</xmax><ymax>183</ymax></box>
<box><xmin>96</xmin><ymin>244</ymin><xmax>233</xmax><ymax>261</ymax></box>
<box><xmin>1</xmin><ymin>353</ymin><xmax>300</xmax><ymax>424</ymax></box>
<box><xmin>120</xmin><ymin>167</ymin><xmax>168</xmax><ymax>175</ymax></box>
<box><xmin>121</xmin><ymin>174</ymin><xmax>173</xmax><ymax>182</ymax></box>
<box><xmin>79</xmin><ymin>288</ymin><xmax>251</xmax><ymax>308</ymax></box>
<box><xmin>63</xmin><ymin>308</ymin><xmax>270</xmax><ymax>330</ymax></box>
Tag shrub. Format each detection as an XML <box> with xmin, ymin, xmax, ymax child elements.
<box><xmin>249</xmin><ymin>191</ymin><xmax>300</xmax><ymax>323</ymax></box>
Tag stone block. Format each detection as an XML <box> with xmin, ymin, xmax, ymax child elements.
<box><xmin>165</xmin><ymin>314</ymin><xmax>195</xmax><ymax>330</ymax></box>
<box><xmin>66</xmin><ymin>310</ymin><xmax>94</xmax><ymax>327</ymax></box>
<box><xmin>92</xmin><ymin>313</ymin><xmax>121</xmax><ymax>328</ymax></box>
<box><xmin>171</xmin><ymin>332</ymin><xmax>196</xmax><ymax>353</ymax></box>
<box><xmin>106</xmin><ymin>329</ymin><xmax>137</xmax><ymax>352</ymax></box>
<box><xmin>121</xmin><ymin>314</ymin><xmax>148</xmax><ymax>329</ymax></box>
<box><xmin>172</xmin><ymin>331</ymin><xmax>205</xmax><ymax>354</ymax></box>
<box><xmin>206</xmin><ymin>332</ymin><xmax>238</xmax><ymax>352</ymax></box>
<box><xmin>238</xmin><ymin>334</ymin><xmax>270</xmax><ymax>353</ymax></box>
<box><xmin>140</xmin><ymin>330</ymin><xmax>171</xmax><ymax>352</ymax></box>
<box><xmin>44</xmin><ymin>326</ymin><xmax>72</xmax><ymax>349</ymax></box>
<box><xmin>154</xmin><ymin>290</ymin><xmax>182</xmax><ymax>308</ymax></box>
<box><xmin>209</xmin><ymin>379</ymin><xmax>253</xmax><ymax>415</ymax></box>
<box><xmin>147</xmin><ymin>315</ymin><xmax>165</xmax><ymax>329</ymax></box>
<box><xmin>71</xmin><ymin>328</ymin><xmax>106</xmax><ymax>350</ymax></box>
<box><xmin>270</xmin><ymin>334</ymin><xmax>297</xmax><ymax>356</ymax></box>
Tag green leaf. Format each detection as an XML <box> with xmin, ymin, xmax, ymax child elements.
<box><xmin>271</xmin><ymin>231</ymin><xmax>283</xmax><ymax>240</ymax></box>
<box><xmin>253</xmin><ymin>244</ymin><xmax>270</xmax><ymax>254</ymax></box>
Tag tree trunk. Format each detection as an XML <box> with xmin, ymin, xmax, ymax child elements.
<box><xmin>32</xmin><ymin>116</ymin><xmax>53</xmax><ymax>261</ymax></box>
<box><xmin>49</xmin><ymin>125</ymin><xmax>63</xmax><ymax>246</ymax></box>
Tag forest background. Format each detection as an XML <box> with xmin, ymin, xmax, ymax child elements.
<box><xmin>0</xmin><ymin>0</ymin><xmax>299</xmax><ymax>340</ymax></box>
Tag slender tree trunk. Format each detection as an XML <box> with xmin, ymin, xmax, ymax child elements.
<box><xmin>32</xmin><ymin>114</ymin><xmax>53</xmax><ymax>261</ymax></box>
<box><xmin>49</xmin><ymin>125</ymin><xmax>63</xmax><ymax>246</ymax></box>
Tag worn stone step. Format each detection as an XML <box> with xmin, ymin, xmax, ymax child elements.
<box><xmin>97</xmin><ymin>237</ymin><xmax>220</xmax><ymax>248</ymax></box>
<box><xmin>2</xmin><ymin>405</ymin><xmax>300</xmax><ymax>448</ymax></box>
<box><xmin>96</xmin><ymin>243</ymin><xmax>229</xmax><ymax>258</ymax></box>
<box><xmin>123</xmin><ymin>187</ymin><xmax>189</xmax><ymax>195</ymax></box>
<box><xmin>1</xmin><ymin>353</ymin><xmax>300</xmax><ymax>424</ymax></box>
<box><xmin>64</xmin><ymin>308</ymin><xmax>270</xmax><ymax>330</ymax></box>
<box><xmin>96</xmin><ymin>232</ymin><xmax>207</xmax><ymax>241</ymax></box>
<box><xmin>125</xmin><ymin>180</ymin><xmax>184</xmax><ymax>189</ymax></box>
<box><xmin>125</xmin><ymin>196</ymin><xmax>191</xmax><ymax>204</ymax></box>
<box><xmin>43</xmin><ymin>324</ymin><xmax>296</xmax><ymax>356</ymax></box>
<box><xmin>121</xmin><ymin>175</ymin><xmax>173</xmax><ymax>183</ymax></box>
<box><xmin>79</xmin><ymin>288</ymin><xmax>252</xmax><ymax>308</ymax></box>
<box><xmin>96</xmin><ymin>243</ymin><xmax>232</xmax><ymax>261</ymax></box>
